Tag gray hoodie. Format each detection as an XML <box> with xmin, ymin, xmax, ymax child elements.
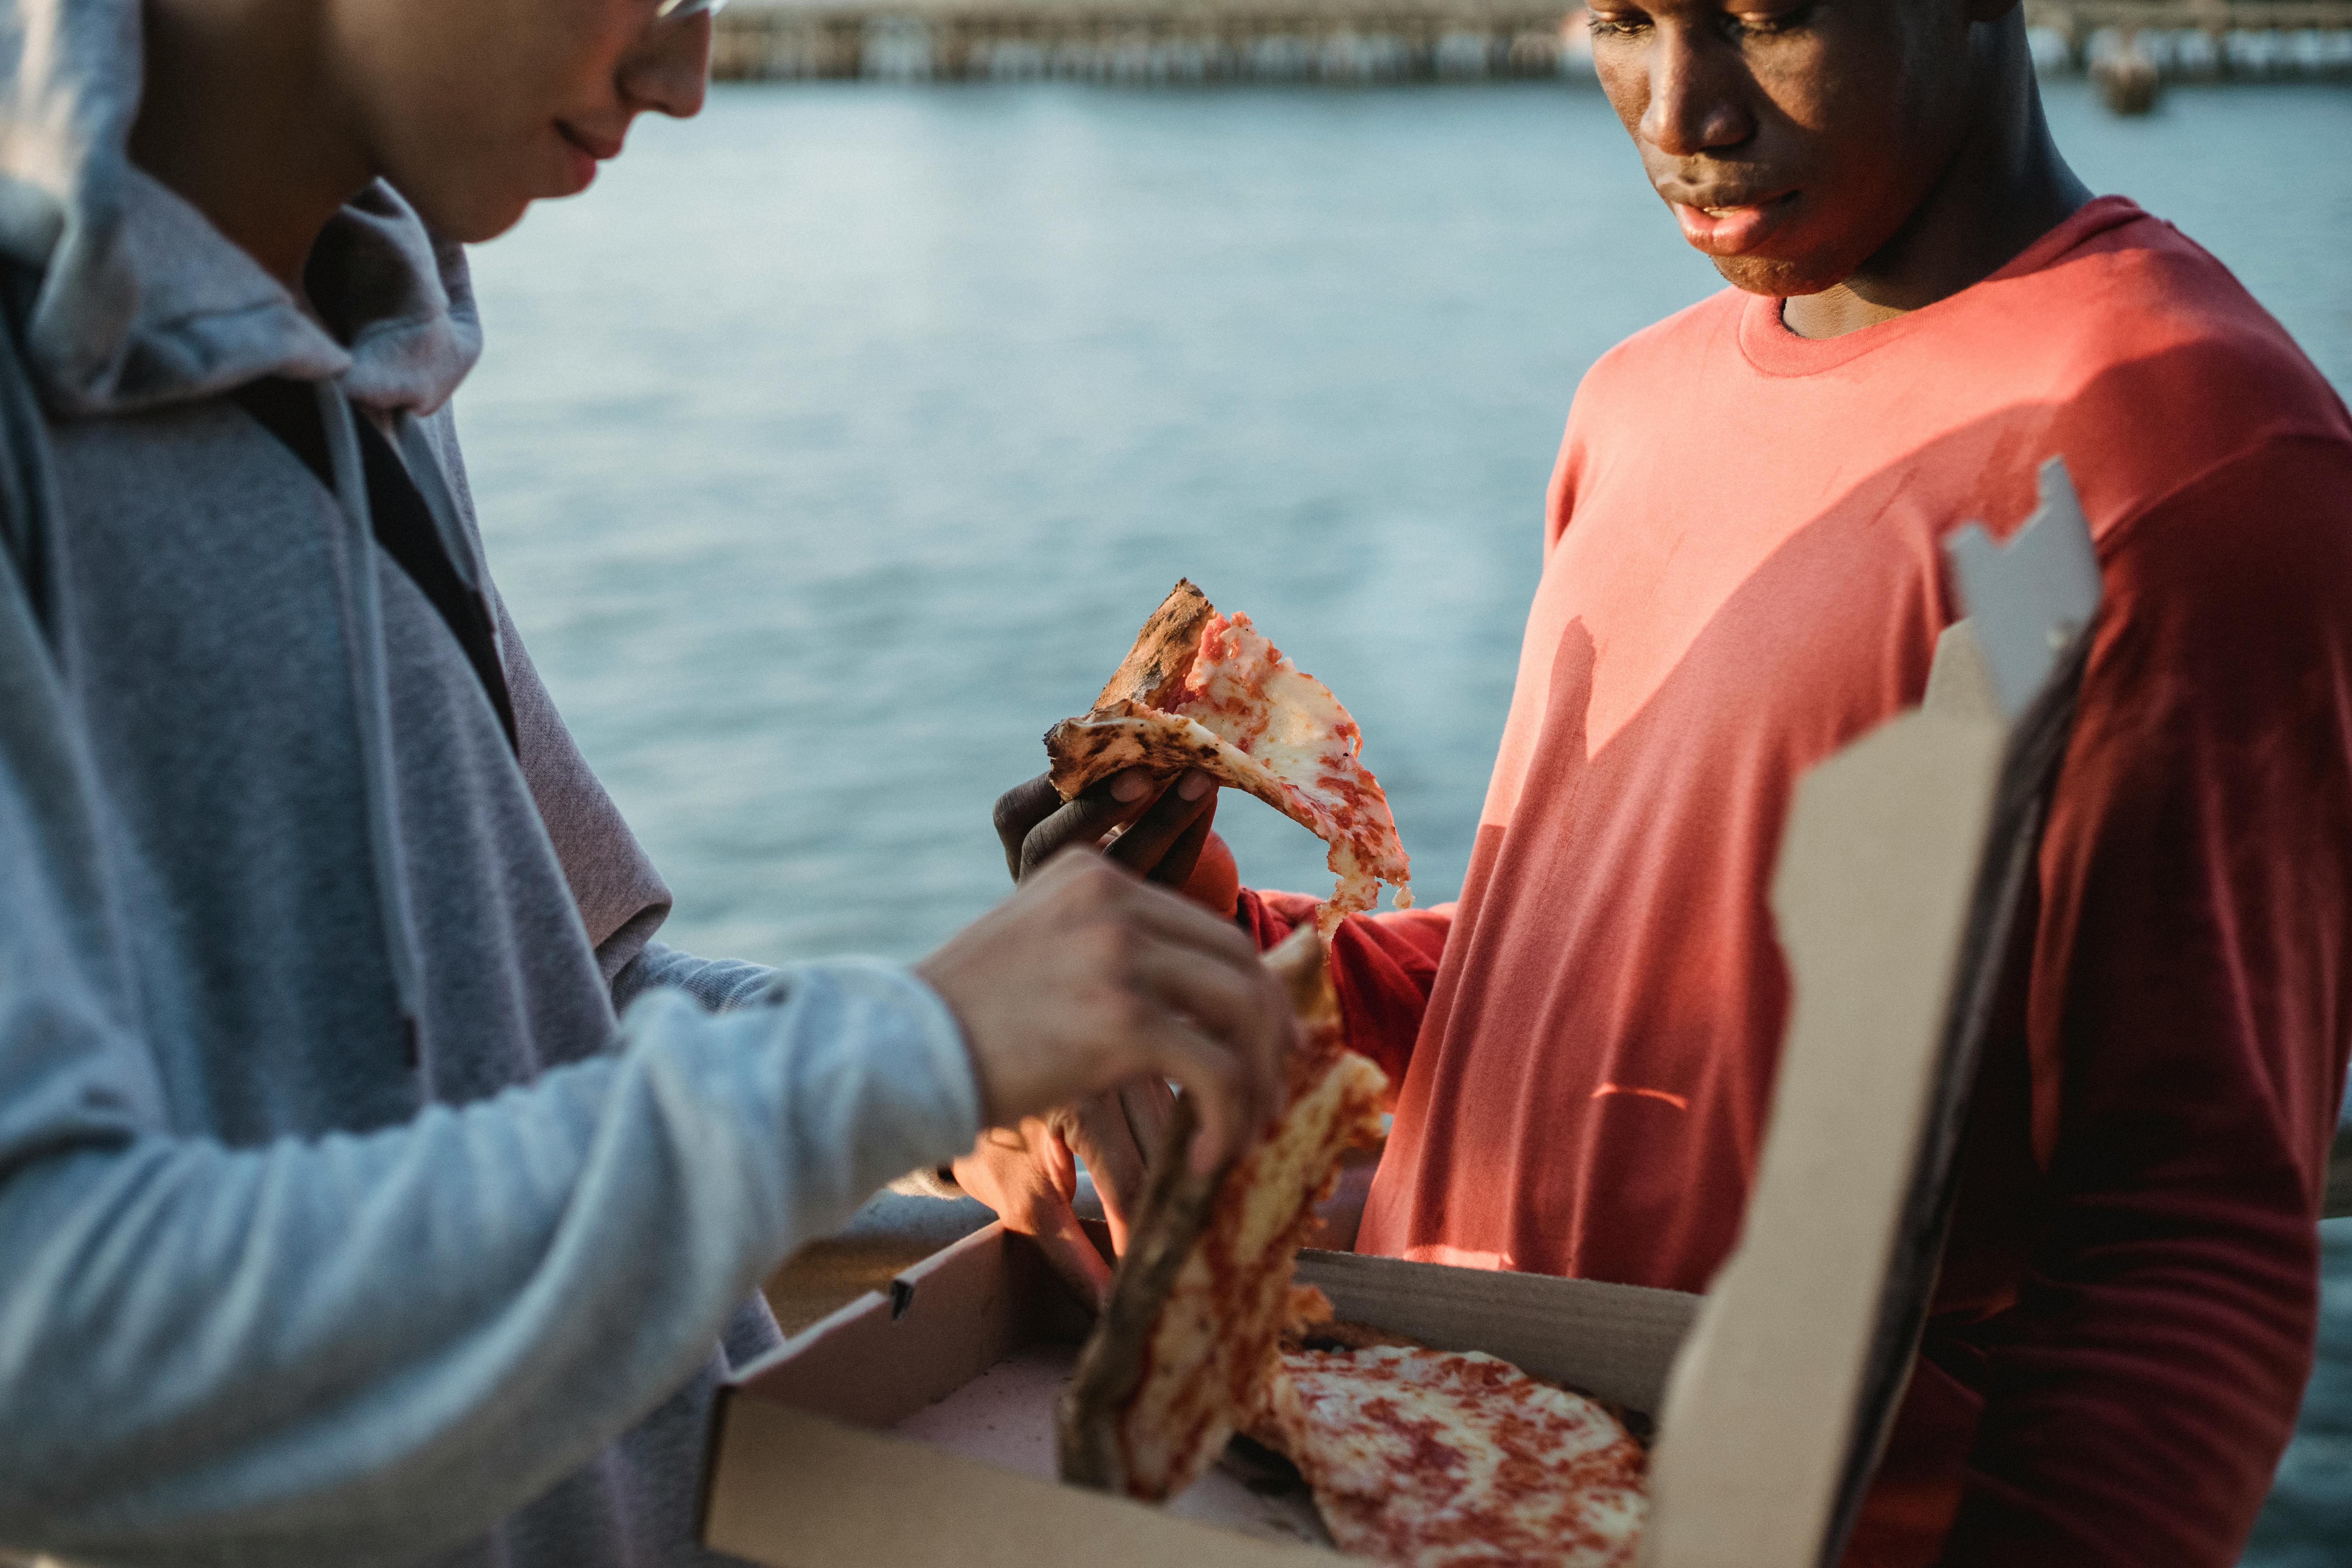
<box><xmin>0</xmin><ymin>2</ymin><xmax>984</xmax><ymax>1564</ymax></box>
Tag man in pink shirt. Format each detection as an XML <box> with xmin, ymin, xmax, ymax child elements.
<box><xmin>986</xmin><ymin>0</ymin><xmax>2352</xmax><ymax>1561</ymax></box>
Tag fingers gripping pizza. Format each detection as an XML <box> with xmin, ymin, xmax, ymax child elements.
<box><xmin>1046</xmin><ymin>580</ymin><xmax>1412</xmax><ymax>932</ymax></box>
<box><xmin>1059</xmin><ymin>925</ymin><xmax>1389</xmax><ymax>1499</ymax></box>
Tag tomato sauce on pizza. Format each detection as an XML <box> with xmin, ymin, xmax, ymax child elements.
<box><xmin>1256</xmin><ymin>1345</ymin><xmax>1647</xmax><ymax>1568</ymax></box>
<box><xmin>1046</xmin><ymin>581</ymin><xmax>1412</xmax><ymax>932</ymax></box>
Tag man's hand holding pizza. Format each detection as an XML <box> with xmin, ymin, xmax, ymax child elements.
<box><xmin>991</xmin><ymin>766</ymin><xmax>1235</xmax><ymax>909</ymax></box>
<box><xmin>946</xmin><ymin>766</ymin><xmax>1237</xmax><ymax>1300</ymax></box>
<box><xmin>950</xmin><ymin>1084</ymin><xmax>1176</xmax><ymax>1300</ymax></box>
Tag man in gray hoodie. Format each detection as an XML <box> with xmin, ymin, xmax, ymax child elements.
<box><xmin>0</xmin><ymin>0</ymin><xmax>1288</xmax><ymax>1564</ymax></box>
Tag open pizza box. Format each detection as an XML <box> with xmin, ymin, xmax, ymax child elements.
<box><xmin>699</xmin><ymin>459</ymin><xmax>2105</xmax><ymax>1568</ymax></box>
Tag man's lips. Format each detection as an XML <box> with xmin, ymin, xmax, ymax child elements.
<box><xmin>555</xmin><ymin>122</ymin><xmax>622</xmax><ymax>192</ymax></box>
<box><xmin>1667</xmin><ymin>190</ymin><xmax>1799</xmax><ymax>257</ymax></box>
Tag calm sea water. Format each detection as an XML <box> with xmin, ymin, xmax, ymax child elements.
<box><xmin>455</xmin><ymin>77</ymin><xmax>2352</xmax><ymax>1563</ymax></box>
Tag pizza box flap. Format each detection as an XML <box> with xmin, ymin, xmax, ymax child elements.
<box><xmin>1641</xmin><ymin>458</ymin><xmax>2102</xmax><ymax>1568</ymax></box>
<box><xmin>1294</xmin><ymin>1248</ymin><xmax>1697</xmax><ymax>1415</ymax></box>
<box><xmin>705</xmin><ymin>1398</ymin><xmax>1332</xmax><ymax>1568</ymax></box>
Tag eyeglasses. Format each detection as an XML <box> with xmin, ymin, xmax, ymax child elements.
<box><xmin>653</xmin><ymin>0</ymin><xmax>729</xmax><ymax>21</ymax></box>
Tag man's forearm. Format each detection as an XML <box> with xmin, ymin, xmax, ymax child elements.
<box><xmin>0</xmin><ymin>963</ymin><xmax>979</xmax><ymax>1568</ymax></box>
<box><xmin>1943</xmin><ymin>1177</ymin><xmax>2318</xmax><ymax>1566</ymax></box>
<box><xmin>1236</xmin><ymin>889</ymin><xmax>1452</xmax><ymax>1089</ymax></box>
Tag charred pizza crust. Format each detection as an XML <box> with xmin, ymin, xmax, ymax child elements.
<box><xmin>1044</xmin><ymin>698</ymin><xmax>1237</xmax><ymax>809</ymax></box>
<box><xmin>1088</xmin><ymin>576</ymin><xmax>1216</xmax><ymax>711</ymax></box>
<box><xmin>1045</xmin><ymin>579</ymin><xmax>1220</xmax><ymax>799</ymax></box>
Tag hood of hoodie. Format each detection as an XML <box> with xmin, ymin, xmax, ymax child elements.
<box><xmin>0</xmin><ymin>0</ymin><xmax>482</xmax><ymax>418</ymax></box>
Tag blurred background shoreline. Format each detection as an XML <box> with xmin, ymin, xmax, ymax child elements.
<box><xmin>705</xmin><ymin>0</ymin><xmax>2352</xmax><ymax>86</ymax></box>
<box><xmin>457</xmin><ymin>73</ymin><xmax>2350</xmax><ymax>1568</ymax></box>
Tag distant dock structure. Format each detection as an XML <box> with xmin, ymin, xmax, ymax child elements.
<box><xmin>2031</xmin><ymin>0</ymin><xmax>2352</xmax><ymax>78</ymax></box>
<box><xmin>713</xmin><ymin>0</ymin><xmax>1577</xmax><ymax>81</ymax></box>
<box><xmin>713</xmin><ymin>0</ymin><xmax>2352</xmax><ymax>82</ymax></box>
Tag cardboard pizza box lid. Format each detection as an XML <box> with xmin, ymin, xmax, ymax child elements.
<box><xmin>1641</xmin><ymin>457</ymin><xmax>2101</xmax><ymax>1568</ymax></box>
<box><xmin>699</xmin><ymin>457</ymin><xmax>2102</xmax><ymax>1568</ymax></box>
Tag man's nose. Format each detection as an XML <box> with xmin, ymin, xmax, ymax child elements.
<box><xmin>621</xmin><ymin>13</ymin><xmax>712</xmax><ymax>121</ymax></box>
<box><xmin>1639</xmin><ymin>27</ymin><xmax>1753</xmax><ymax>156</ymax></box>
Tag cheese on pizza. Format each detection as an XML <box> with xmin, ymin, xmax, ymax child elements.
<box><xmin>1256</xmin><ymin>1344</ymin><xmax>1647</xmax><ymax>1568</ymax></box>
<box><xmin>1060</xmin><ymin>925</ymin><xmax>1389</xmax><ymax>1499</ymax></box>
<box><xmin>1046</xmin><ymin>580</ymin><xmax>1412</xmax><ymax>932</ymax></box>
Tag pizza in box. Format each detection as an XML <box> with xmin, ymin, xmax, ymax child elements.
<box><xmin>1057</xmin><ymin>927</ymin><xmax>1647</xmax><ymax>1567</ymax></box>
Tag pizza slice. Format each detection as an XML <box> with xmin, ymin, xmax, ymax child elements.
<box><xmin>1252</xmin><ymin>1343</ymin><xmax>1648</xmax><ymax>1568</ymax></box>
<box><xmin>1059</xmin><ymin>924</ymin><xmax>1389</xmax><ymax>1499</ymax></box>
<box><xmin>1046</xmin><ymin>580</ymin><xmax>1412</xmax><ymax>932</ymax></box>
